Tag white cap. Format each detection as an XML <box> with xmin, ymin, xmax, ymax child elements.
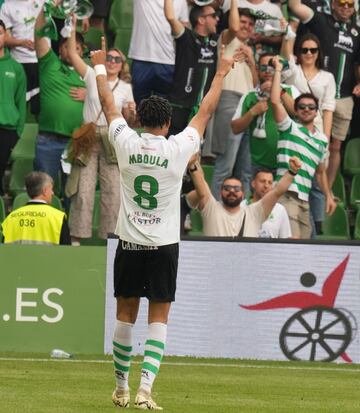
<box><xmin>193</xmin><ymin>0</ymin><xmax>214</xmax><ymax>6</ymax></box>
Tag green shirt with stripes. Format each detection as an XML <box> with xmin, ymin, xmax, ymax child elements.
<box><xmin>275</xmin><ymin>116</ymin><xmax>328</xmax><ymax>201</ymax></box>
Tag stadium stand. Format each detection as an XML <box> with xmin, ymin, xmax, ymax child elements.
<box><xmin>343</xmin><ymin>138</ymin><xmax>360</xmax><ymax>177</ymax></box>
<box><xmin>10</xmin><ymin>123</ymin><xmax>38</xmax><ymax>161</ymax></box>
<box><xmin>332</xmin><ymin>172</ymin><xmax>347</xmax><ymax>207</ymax></box>
<box><xmin>12</xmin><ymin>192</ymin><xmax>63</xmax><ymax>211</ymax></box>
<box><xmin>109</xmin><ymin>0</ymin><xmax>133</xmax><ymax>56</ymax></box>
<box><xmin>9</xmin><ymin>158</ymin><xmax>34</xmax><ymax>196</ymax></box>
<box><xmin>83</xmin><ymin>27</ymin><xmax>103</xmax><ymax>50</ymax></box>
<box><xmin>202</xmin><ymin>164</ymin><xmax>214</xmax><ymax>187</ymax></box>
<box><xmin>354</xmin><ymin>209</ymin><xmax>360</xmax><ymax>240</ymax></box>
<box><xmin>350</xmin><ymin>173</ymin><xmax>360</xmax><ymax>212</ymax></box>
<box><xmin>188</xmin><ymin>209</ymin><xmax>203</xmax><ymax>237</ymax></box>
<box><xmin>317</xmin><ymin>204</ymin><xmax>350</xmax><ymax>240</ymax></box>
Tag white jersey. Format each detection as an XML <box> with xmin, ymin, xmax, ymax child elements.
<box><xmin>128</xmin><ymin>0</ymin><xmax>189</xmax><ymax>65</ymax></box>
<box><xmin>241</xmin><ymin>199</ymin><xmax>292</xmax><ymax>238</ymax></box>
<box><xmin>0</xmin><ymin>0</ymin><xmax>45</xmax><ymax>63</ymax></box>
<box><xmin>109</xmin><ymin>118</ymin><xmax>200</xmax><ymax>246</ymax></box>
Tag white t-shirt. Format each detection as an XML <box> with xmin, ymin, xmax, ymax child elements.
<box><xmin>0</xmin><ymin>0</ymin><xmax>45</xmax><ymax>63</ymax></box>
<box><xmin>109</xmin><ymin>118</ymin><xmax>200</xmax><ymax>246</ymax></box>
<box><xmin>83</xmin><ymin>66</ymin><xmax>134</xmax><ymax>126</ymax></box>
<box><xmin>240</xmin><ymin>199</ymin><xmax>292</xmax><ymax>238</ymax></box>
<box><xmin>282</xmin><ymin>57</ymin><xmax>336</xmax><ymax>111</ymax></box>
<box><xmin>221</xmin><ymin>36</ymin><xmax>254</xmax><ymax>94</ymax></box>
<box><xmin>128</xmin><ymin>0</ymin><xmax>189</xmax><ymax>65</ymax></box>
<box><xmin>201</xmin><ymin>195</ymin><xmax>265</xmax><ymax>237</ymax></box>
<box><xmin>282</xmin><ymin>57</ymin><xmax>336</xmax><ymax>132</ymax></box>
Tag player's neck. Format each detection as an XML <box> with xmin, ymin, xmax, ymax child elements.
<box><xmin>144</xmin><ymin>126</ymin><xmax>168</xmax><ymax>137</ymax></box>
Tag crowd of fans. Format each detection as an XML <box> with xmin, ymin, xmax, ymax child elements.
<box><xmin>1</xmin><ymin>0</ymin><xmax>360</xmax><ymax>244</ymax></box>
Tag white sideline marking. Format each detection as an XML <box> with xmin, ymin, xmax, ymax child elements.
<box><xmin>0</xmin><ymin>357</ymin><xmax>359</xmax><ymax>373</ymax></box>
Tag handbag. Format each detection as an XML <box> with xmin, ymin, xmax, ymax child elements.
<box><xmin>69</xmin><ymin>116</ymin><xmax>101</xmax><ymax>164</ymax></box>
<box><xmin>69</xmin><ymin>79</ymin><xmax>121</xmax><ymax>164</ymax></box>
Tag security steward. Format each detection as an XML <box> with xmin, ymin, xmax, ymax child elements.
<box><xmin>1</xmin><ymin>172</ymin><xmax>71</xmax><ymax>245</ymax></box>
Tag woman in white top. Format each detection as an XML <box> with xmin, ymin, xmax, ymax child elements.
<box><xmin>66</xmin><ymin>23</ymin><xmax>136</xmax><ymax>244</ymax></box>
<box><xmin>281</xmin><ymin>31</ymin><xmax>336</xmax><ymax>237</ymax></box>
<box><xmin>281</xmin><ymin>31</ymin><xmax>336</xmax><ymax>137</ymax></box>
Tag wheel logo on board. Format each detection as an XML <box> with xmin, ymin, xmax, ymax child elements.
<box><xmin>239</xmin><ymin>255</ymin><xmax>355</xmax><ymax>363</ymax></box>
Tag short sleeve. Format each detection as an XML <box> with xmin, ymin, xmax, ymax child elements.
<box><xmin>108</xmin><ymin>117</ymin><xmax>136</xmax><ymax>147</ymax></box>
<box><xmin>277</xmin><ymin>115</ymin><xmax>292</xmax><ymax>132</ymax></box>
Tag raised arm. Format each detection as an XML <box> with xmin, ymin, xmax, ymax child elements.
<box><xmin>34</xmin><ymin>3</ymin><xmax>52</xmax><ymax>58</ymax></box>
<box><xmin>186</xmin><ymin>154</ymin><xmax>212</xmax><ymax>211</ymax></box>
<box><xmin>220</xmin><ymin>0</ymin><xmax>239</xmax><ymax>46</ymax></box>
<box><xmin>280</xmin><ymin>25</ymin><xmax>296</xmax><ymax>61</ymax></box>
<box><xmin>270</xmin><ymin>56</ymin><xmax>288</xmax><ymax>123</ymax></box>
<box><xmin>260</xmin><ymin>156</ymin><xmax>302</xmax><ymax>218</ymax></box>
<box><xmin>288</xmin><ymin>0</ymin><xmax>313</xmax><ymax>22</ymax></box>
<box><xmin>164</xmin><ymin>0</ymin><xmax>184</xmax><ymax>37</ymax></box>
<box><xmin>91</xmin><ymin>37</ymin><xmax>122</xmax><ymax>126</ymax></box>
<box><xmin>67</xmin><ymin>16</ymin><xmax>88</xmax><ymax>78</ymax></box>
<box><xmin>188</xmin><ymin>46</ymin><xmax>235</xmax><ymax>137</ymax></box>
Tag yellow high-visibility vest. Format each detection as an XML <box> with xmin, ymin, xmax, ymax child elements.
<box><xmin>2</xmin><ymin>203</ymin><xmax>66</xmax><ymax>245</ymax></box>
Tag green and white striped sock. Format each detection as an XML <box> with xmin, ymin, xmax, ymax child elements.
<box><xmin>113</xmin><ymin>320</ymin><xmax>133</xmax><ymax>391</ymax></box>
<box><xmin>139</xmin><ymin>322</ymin><xmax>167</xmax><ymax>393</ymax></box>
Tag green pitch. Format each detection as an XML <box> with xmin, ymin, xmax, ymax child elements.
<box><xmin>0</xmin><ymin>353</ymin><xmax>359</xmax><ymax>413</ymax></box>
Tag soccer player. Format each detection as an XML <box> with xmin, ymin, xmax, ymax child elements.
<box><xmin>90</xmin><ymin>39</ymin><xmax>236</xmax><ymax>410</ymax></box>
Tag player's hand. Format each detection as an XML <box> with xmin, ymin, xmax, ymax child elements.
<box><xmin>326</xmin><ymin>195</ymin><xmax>337</xmax><ymax>216</ymax></box>
<box><xmin>288</xmin><ymin>156</ymin><xmax>301</xmax><ymax>174</ymax></box>
<box><xmin>70</xmin><ymin>87</ymin><xmax>87</xmax><ymax>101</ymax></box>
<box><xmin>251</xmin><ymin>100</ymin><xmax>268</xmax><ymax>116</ymax></box>
<box><xmin>90</xmin><ymin>36</ymin><xmax>107</xmax><ymax>67</ymax></box>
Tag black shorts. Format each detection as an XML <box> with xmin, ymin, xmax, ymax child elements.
<box><xmin>113</xmin><ymin>239</ymin><xmax>179</xmax><ymax>302</ymax></box>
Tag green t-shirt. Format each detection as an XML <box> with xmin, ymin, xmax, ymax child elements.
<box><xmin>232</xmin><ymin>85</ymin><xmax>298</xmax><ymax>170</ymax></box>
<box><xmin>38</xmin><ymin>49</ymin><xmax>85</xmax><ymax>137</ymax></box>
<box><xmin>0</xmin><ymin>50</ymin><xmax>26</xmax><ymax>136</ymax></box>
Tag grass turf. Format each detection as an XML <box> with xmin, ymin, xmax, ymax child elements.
<box><xmin>0</xmin><ymin>353</ymin><xmax>359</xmax><ymax>413</ymax></box>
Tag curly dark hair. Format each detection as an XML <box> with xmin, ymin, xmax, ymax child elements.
<box><xmin>137</xmin><ymin>95</ymin><xmax>172</xmax><ymax>129</ymax></box>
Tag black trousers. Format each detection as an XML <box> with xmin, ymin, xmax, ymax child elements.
<box><xmin>0</xmin><ymin>128</ymin><xmax>19</xmax><ymax>195</ymax></box>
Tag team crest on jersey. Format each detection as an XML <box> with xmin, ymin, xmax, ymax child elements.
<box><xmin>113</xmin><ymin>123</ymin><xmax>125</xmax><ymax>138</ymax></box>
<box><xmin>335</xmin><ymin>31</ymin><xmax>354</xmax><ymax>52</ymax></box>
<box><xmin>209</xmin><ymin>39</ymin><xmax>217</xmax><ymax>47</ymax></box>
<box><xmin>351</xmin><ymin>28</ymin><xmax>358</xmax><ymax>37</ymax></box>
<box><xmin>200</xmin><ymin>47</ymin><xmax>214</xmax><ymax>60</ymax></box>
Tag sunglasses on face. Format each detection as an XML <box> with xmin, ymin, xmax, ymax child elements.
<box><xmin>106</xmin><ymin>55</ymin><xmax>123</xmax><ymax>63</ymax></box>
<box><xmin>259</xmin><ymin>64</ymin><xmax>275</xmax><ymax>73</ymax></box>
<box><xmin>336</xmin><ymin>0</ymin><xmax>355</xmax><ymax>7</ymax></box>
<box><xmin>201</xmin><ymin>12</ymin><xmax>218</xmax><ymax>19</ymax></box>
<box><xmin>297</xmin><ymin>103</ymin><xmax>317</xmax><ymax>111</ymax></box>
<box><xmin>222</xmin><ymin>184</ymin><xmax>242</xmax><ymax>193</ymax></box>
<box><xmin>300</xmin><ymin>47</ymin><xmax>319</xmax><ymax>55</ymax></box>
